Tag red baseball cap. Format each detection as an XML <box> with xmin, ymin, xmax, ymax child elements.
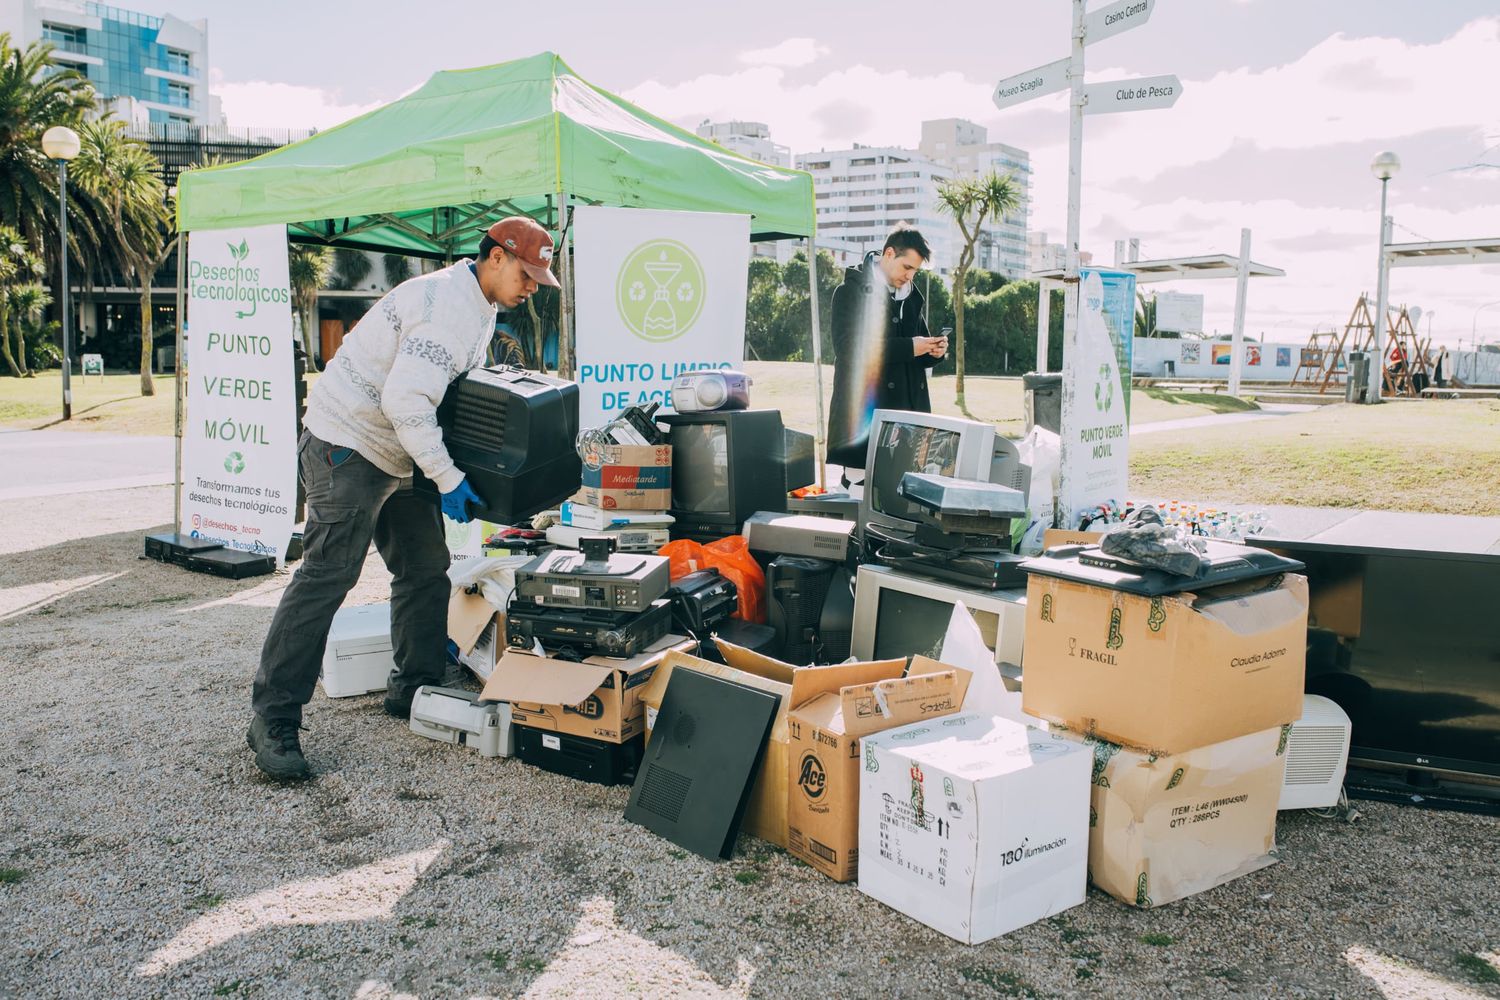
<box><xmin>480</xmin><ymin>216</ymin><xmax>560</xmax><ymax>288</ymax></box>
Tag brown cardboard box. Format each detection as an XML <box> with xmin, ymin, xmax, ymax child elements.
<box><xmin>575</xmin><ymin>443</ymin><xmax>672</xmax><ymax>510</ymax></box>
<box><xmin>448</xmin><ymin>588</ymin><xmax>500</xmax><ymax>655</ymax></box>
<box><xmin>639</xmin><ymin>643</ymin><xmax>794</xmax><ymax>847</ymax></box>
<box><xmin>1022</xmin><ymin>573</ymin><xmax>1308</xmax><ymax>755</ymax></box>
<box><xmin>1061</xmin><ymin>725</ymin><xmax>1287</xmax><ymax>908</ymax></box>
<box><xmin>786</xmin><ymin>656</ymin><xmax>972</xmax><ymax>882</ymax></box>
<box><xmin>479</xmin><ymin>638</ymin><xmax>689</xmax><ymax>744</ymax></box>
<box><xmin>1042</xmin><ymin>528</ymin><xmax>1105</xmax><ymax>549</ymax></box>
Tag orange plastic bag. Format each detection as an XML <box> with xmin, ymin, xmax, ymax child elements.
<box><xmin>658</xmin><ymin>536</ymin><xmax>767</xmax><ymax>624</ymax></box>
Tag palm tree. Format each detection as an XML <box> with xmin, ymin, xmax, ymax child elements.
<box><xmin>8</xmin><ymin>282</ymin><xmax>52</xmax><ymax>371</ymax></box>
<box><xmin>382</xmin><ymin>253</ymin><xmax>412</xmax><ymax>288</ymax></box>
<box><xmin>1135</xmin><ymin>291</ymin><xmax>1157</xmax><ymax>339</ymax></box>
<box><xmin>0</xmin><ymin>224</ymin><xmax>45</xmax><ymax>376</ymax></box>
<box><xmin>72</xmin><ymin>118</ymin><xmax>170</xmax><ymax>395</ymax></box>
<box><xmin>328</xmin><ymin>248</ymin><xmax>373</xmax><ymax>290</ymax></box>
<box><xmin>936</xmin><ymin>170</ymin><xmax>1018</xmax><ymax>415</ymax></box>
<box><xmin>288</xmin><ymin>245</ymin><xmax>331</xmax><ymax>370</ymax></box>
<box><xmin>0</xmin><ymin>34</ymin><xmax>109</xmax><ymax>289</ymax></box>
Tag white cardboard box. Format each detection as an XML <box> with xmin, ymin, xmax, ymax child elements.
<box><xmin>858</xmin><ymin>714</ymin><xmax>1092</xmax><ymax>944</ymax></box>
<box><xmin>320</xmin><ymin>603</ymin><xmax>394</xmax><ymax>698</ymax></box>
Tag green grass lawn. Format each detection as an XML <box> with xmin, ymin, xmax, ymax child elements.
<box><xmin>1131</xmin><ymin>399</ymin><xmax>1500</xmax><ymax>515</ymax></box>
<box><xmin>0</xmin><ymin>372</ymin><xmax>179</xmax><ymax>436</ymax></box>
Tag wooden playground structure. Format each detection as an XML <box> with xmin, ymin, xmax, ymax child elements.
<box><xmin>1291</xmin><ymin>294</ymin><xmax>1437</xmax><ymax>396</ymax></box>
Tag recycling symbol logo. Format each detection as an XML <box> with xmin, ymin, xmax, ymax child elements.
<box><xmin>224</xmin><ymin>451</ymin><xmax>246</xmax><ymax>474</ymax></box>
<box><xmin>1094</xmin><ymin>363</ymin><xmax>1115</xmax><ymax>412</ymax></box>
<box><xmin>616</xmin><ymin>239</ymin><xmax>705</xmax><ymax>343</ymax></box>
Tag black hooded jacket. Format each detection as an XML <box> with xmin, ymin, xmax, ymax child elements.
<box><xmin>825</xmin><ymin>252</ymin><xmax>940</xmax><ymax>469</ymax></box>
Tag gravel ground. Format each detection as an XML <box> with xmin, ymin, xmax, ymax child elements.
<box><xmin>2</xmin><ymin>484</ymin><xmax>1497</xmax><ymax>1000</ymax></box>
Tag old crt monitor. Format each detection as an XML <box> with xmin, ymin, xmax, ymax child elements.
<box><xmin>859</xmin><ymin>410</ymin><xmax>1026</xmax><ymax>549</ymax></box>
<box><xmin>851</xmin><ymin>563</ymin><xmax>1026</xmax><ymax>672</ymax></box>
<box><xmin>418</xmin><ymin>365</ymin><xmax>581</xmax><ymax>523</ymax></box>
<box><xmin>660</xmin><ymin>410</ymin><xmax>789</xmax><ymax>540</ymax></box>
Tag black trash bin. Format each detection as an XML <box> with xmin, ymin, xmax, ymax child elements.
<box><xmin>1022</xmin><ymin>372</ymin><xmax>1063</xmax><ymax>434</ymax></box>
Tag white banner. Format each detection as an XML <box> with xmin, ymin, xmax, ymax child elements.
<box><xmin>179</xmin><ymin>225</ymin><xmax>297</xmax><ymax>564</ymax></box>
<box><xmin>573</xmin><ymin>206</ymin><xmax>749</xmax><ymax>429</ymax></box>
<box><xmin>1059</xmin><ymin>271</ymin><xmax>1131</xmax><ymax>529</ymax></box>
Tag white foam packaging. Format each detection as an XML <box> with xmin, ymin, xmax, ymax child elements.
<box><xmin>858</xmin><ymin>714</ymin><xmax>1091</xmax><ymax>944</ymax></box>
<box><xmin>320</xmin><ymin>603</ymin><xmax>394</xmax><ymax>698</ymax></box>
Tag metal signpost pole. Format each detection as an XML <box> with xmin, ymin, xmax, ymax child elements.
<box><xmin>1229</xmin><ymin>228</ymin><xmax>1251</xmax><ymax>396</ymax></box>
<box><xmin>58</xmin><ymin>158</ymin><xmax>73</xmax><ymax>421</ymax></box>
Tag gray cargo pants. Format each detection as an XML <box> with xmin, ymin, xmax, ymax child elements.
<box><xmin>251</xmin><ymin>430</ymin><xmax>450</xmax><ymax>723</ymax></box>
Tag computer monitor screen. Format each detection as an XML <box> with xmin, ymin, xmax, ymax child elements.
<box><xmin>671</xmin><ymin>424</ymin><xmax>729</xmax><ymax>513</ymax></box>
<box><xmin>868</xmin><ymin>421</ymin><xmax>961</xmax><ymax>523</ymax></box>
<box><xmin>873</xmin><ymin>588</ymin><xmax>1003</xmax><ymax>661</ymax></box>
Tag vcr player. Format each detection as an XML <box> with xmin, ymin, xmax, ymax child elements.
<box><xmin>247</xmin><ymin>216</ymin><xmax>560</xmax><ymax>782</ymax></box>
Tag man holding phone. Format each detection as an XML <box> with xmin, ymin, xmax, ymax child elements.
<box><xmin>826</xmin><ymin>222</ymin><xmax>947</xmax><ymax>474</ymax></box>
<box><xmin>247</xmin><ymin>216</ymin><xmax>559</xmax><ymax>781</ymax></box>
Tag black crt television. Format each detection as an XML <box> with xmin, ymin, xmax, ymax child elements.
<box><xmin>1253</xmin><ymin>539</ymin><xmax>1500</xmax><ymax>792</ymax></box>
<box><xmin>660</xmin><ymin>410</ymin><xmax>789</xmax><ymax>541</ymax></box>
<box><xmin>415</xmin><ymin>365</ymin><xmax>581</xmax><ymax>523</ymax></box>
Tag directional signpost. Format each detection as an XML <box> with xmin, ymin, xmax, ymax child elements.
<box><xmin>990</xmin><ymin>0</ymin><xmax>1181</xmax><ymax>531</ymax></box>
<box><xmin>992</xmin><ymin>57</ymin><xmax>1071</xmax><ymax>111</ymax></box>
<box><xmin>1084</xmin><ymin>73</ymin><xmax>1182</xmax><ymax>114</ymax></box>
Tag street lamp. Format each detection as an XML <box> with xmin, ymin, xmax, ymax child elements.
<box><xmin>1366</xmin><ymin>151</ymin><xmax>1400</xmax><ymax>403</ymax></box>
<box><xmin>42</xmin><ymin>125</ymin><xmax>81</xmax><ymax>420</ymax></box>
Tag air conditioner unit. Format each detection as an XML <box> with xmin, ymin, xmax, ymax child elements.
<box><xmin>1278</xmin><ymin>694</ymin><xmax>1352</xmax><ymax>810</ymax></box>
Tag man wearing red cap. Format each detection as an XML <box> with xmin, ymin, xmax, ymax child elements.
<box><xmin>247</xmin><ymin>216</ymin><xmax>559</xmax><ymax>781</ymax></box>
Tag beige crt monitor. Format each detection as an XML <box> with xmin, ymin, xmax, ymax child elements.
<box><xmin>851</xmin><ymin>564</ymin><xmax>1027</xmax><ymax>678</ymax></box>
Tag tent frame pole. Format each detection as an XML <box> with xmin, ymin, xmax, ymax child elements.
<box><xmin>558</xmin><ymin>193</ymin><xmax>574</xmax><ymax>378</ymax></box>
<box><xmin>173</xmin><ymin>232</ymin><xmax>188</xmax><ymax>534</ymax></box>
<box><xmin>807</xmin><ymin>239</ymin><xmax>826</xmax><ymax>490</ymax></box>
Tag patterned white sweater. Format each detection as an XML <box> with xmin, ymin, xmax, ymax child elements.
<box><xmin>302</xmin><ymin>261</ymin><xmax>496</xmax><ymax>494</ymax></box>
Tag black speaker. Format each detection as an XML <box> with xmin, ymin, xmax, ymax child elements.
<box><xmin>816</xmin><ymin>565</ymin><xmax>854</xmax><ymax>664</ymax></box>
<box><xmin>766</xmin><ymin>555</ymin><xmax>835</xmax><ymax>665</ymax></box>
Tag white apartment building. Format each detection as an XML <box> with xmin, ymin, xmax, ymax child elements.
<box><xmin>1</xmin><ymin>0</ymin><xmax>212</xmax><ymax>127</ymax></box>
<box><xmin>694</xmin><ymin>119</ymin><xmax>791</xmax><ymax>168</ymax></box>
<box><xmin>795</xmin><ymin>144</ymin><xmax>960</xmax><ymax>273</ymax></box>
<box><xmin>918</xmin><ymin>118</ymin><xmax>1032</xmax><ymax>279</ymax></box>
<box><xmin>796</xmin><ymin>121</ymin><xmax>1033</xmax><ymax>279</ymax></box>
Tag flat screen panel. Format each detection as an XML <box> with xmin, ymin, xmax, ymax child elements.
<box><xmin>671</xmin><ymin>424</ymin><xmax>729</xmax><ymax>514</ymax></box>
<box><xmin>868</xmin><ymin>422</ymin><xmax>961</xmax><ymax>523</ymax></box>
<box><xmin>1297</xmin><ymin>549</ymin><xmax>1500</xmax><ymax>778</ymax></box>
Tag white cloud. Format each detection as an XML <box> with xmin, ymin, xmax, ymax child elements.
<box><xmin>739</xmin><ymin>37</ymin><xmax>830</xmax><ymax>68</ymax></box>
<box><xmin>211</xmin><ymin>68</ymin><xmax>388</xmax><ymax>131</ymax></box>
<box><xmin>627</xmin><ymin>18</ymin><xmax>1500</xmax><ymax>346</ymax></box>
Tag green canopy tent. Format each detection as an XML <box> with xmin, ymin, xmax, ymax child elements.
<box><xmin>170</xmin><ymin>52</ymin><xmax>831</xmax><ymax>505</ymax></box>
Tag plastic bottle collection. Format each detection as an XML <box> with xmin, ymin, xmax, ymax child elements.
<box><xmin>1078</xmin><ymin>501</ymin><xmax>1274</xmax><ymax>541</ymax></box>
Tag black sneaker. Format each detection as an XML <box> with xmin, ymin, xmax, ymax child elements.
<box><xmin>382</xmin><ymin>686</ymin><xmax>417</xmax><ymax>720</ymax></box>
<box><xmin>247</xmin><ymin>715</ymin><xmax>311</xmax><ymax>781</ymax></box>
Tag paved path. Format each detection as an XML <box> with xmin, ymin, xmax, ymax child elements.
<box><xmin>1129</xmin><ymin>402</ymin><xmax>1317</xmax><ymax>437</ymax></box>
<box><xmin>0</xmin><ymin>430</ymin><xmax>174</xmax><ymax>500</ymax></box>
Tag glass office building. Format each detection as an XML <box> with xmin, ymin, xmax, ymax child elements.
<box><xmin>6</xmin><ymin>0</ymin><xmax>211</xmax><ymax>126</ymax></box>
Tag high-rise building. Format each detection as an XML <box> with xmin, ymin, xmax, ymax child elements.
<box><xmin>918</xmin><ymin>118</ymin><xmax>1032</xmax><ymax>278</ymax></box>
<box><xmin>694</xmin><ymin>119</ymin><xmax>791</xmax><ymax>168</ymax></box>
<box><xmin>795</xmin><ymin>145</ymin><xmax>958</xmax><ymax>272</ymax></box>
<box><xmin>796</xmin><ymin>121</ymin><xmax>1033</xmax><ymax>279</ymax></box>
<box><xmin>1</xmin><ymin>0</ymin><xmax>213</xmax><ymax>127</ymax></box>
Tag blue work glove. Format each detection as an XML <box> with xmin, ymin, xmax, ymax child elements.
<box><xmin>440</xmin><ymin>478</ymin><xmax>484</xmax><ymax>523</ymax></box>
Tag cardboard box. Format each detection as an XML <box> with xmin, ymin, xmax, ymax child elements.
<box><xmin>576</xmin><ymin>443</ymin><xmax>672</xmax><ymax>510</ymax></box>
<box><xmin>640</xmin><ymin>642</ymin><xmax>795</xmax><ymax>847</ymax></box>
<box><xmin>479</xmin><ymin>637</ymin><xmax>688</xmax><ymax>744</ymax></box>
<box><xmin>1021</xmin><ymin>573</ymin><xmax>1308</xmax><ymax>755</ymax></box>
<box><xmin>858</xmin><ymin>715</ymin><xmax>1092</xmax><ymax>944</ymax></box>
<box><xmin>786</xmin><ymin>657</ymin><xmax>971</xmax><ymax>882</ymax></box>
<box><xmin>449</xmin><ymin>588</ymin><xmax>501</xmax><ymax>655</ymax></box>
<box><xmin>1063</xmin><ymin>725</ymin><xmax>1286</xmax><ymax>908</ymax></box>
<box><xmin>1042</xmin><ymin>528</ymin><xmax>1104</xmax><ymax>549</ymax></box>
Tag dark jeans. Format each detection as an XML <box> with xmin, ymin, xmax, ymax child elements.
<box><xmin>251</xmin><ymin>430</ymin><xmax>450</xmax><ymax>723</ymax></box>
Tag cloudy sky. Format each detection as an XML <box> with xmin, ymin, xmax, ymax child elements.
<box><xmin>190</xmin><ymin>0</ymin><xmax>1500</xmax><ymax>347</ymax></box>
